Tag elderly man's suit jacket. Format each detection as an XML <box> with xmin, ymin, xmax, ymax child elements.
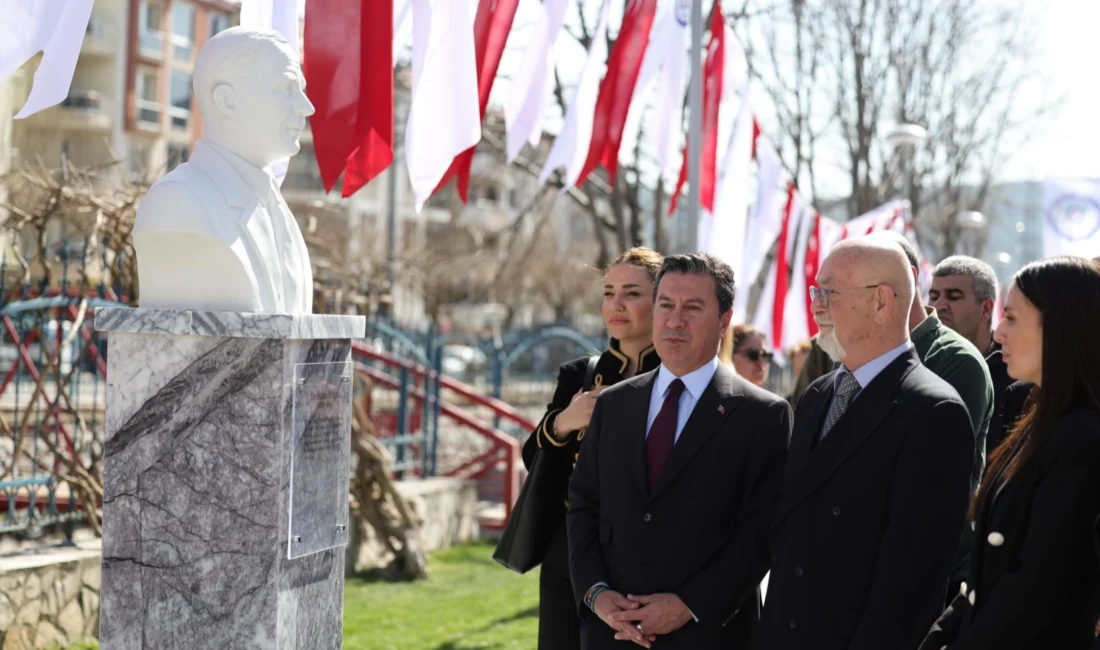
<box><xmin>756</xmin><ymin>349</ymin><xmax>974</xmax><ymax>650</ymax></box>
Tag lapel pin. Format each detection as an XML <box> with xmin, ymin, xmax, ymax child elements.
<box><xmin>718</xmin><ymin>405</ymin><xmax>726</xmax><ymax>415</ymax></box>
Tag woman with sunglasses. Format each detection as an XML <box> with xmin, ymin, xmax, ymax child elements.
<box><xmin>920</xmin><ymin>256</ymin><xmax>1100</xmax><ymax>650</ymax></box>
<box><xmin>517</xmin><ymin>247</ymin><xmax>663</xmax><ymax>650</ymax></box>
<box><xmin>729</xmin><ymin>324</ymin><xmax>773</xmax><ymax>388</ymax></box>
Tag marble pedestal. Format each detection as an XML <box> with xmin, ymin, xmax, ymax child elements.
<box><xmin>94</xmin><ymin>308</ymin><xmax>366</xmax><ymax>649</ymax></box>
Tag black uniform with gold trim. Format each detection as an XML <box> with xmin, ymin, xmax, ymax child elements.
<box><xmin>521</xmin><ymin>339</ymin><xmax>660</xmax><ymax>650</ymax></box>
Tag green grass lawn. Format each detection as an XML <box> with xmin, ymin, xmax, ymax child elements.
<box><xmin>66</xmin><ymin>541</ymin><xmax>541</xmax><ymax>650</ymax></box>
<box><xmin>344</xmin><ymin>541</ymin><xmax>540</xmax><ymax>650</ymax></box>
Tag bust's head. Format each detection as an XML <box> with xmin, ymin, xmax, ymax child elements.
<box><xmin>194</xmin><ymin>27</ymin><xmax>314</xmax><ymax>169</ymax></box>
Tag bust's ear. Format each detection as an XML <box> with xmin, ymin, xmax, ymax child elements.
<box><xmin>211</xmin><ymin>83</ymin><xmax>236</xmax><ymax>119</ymax></box>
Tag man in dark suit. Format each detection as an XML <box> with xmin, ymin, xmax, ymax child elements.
<box><xmin>568</xmin><ymin>253</ymin><xmax>792</xmax><ymax>650</ymax></box>
<box><xmin>756</xmin><ymin>236</ymin><xmax>975</xmax><ymax>650</ymax></box>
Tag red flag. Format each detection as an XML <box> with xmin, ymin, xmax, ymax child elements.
<box><xmin>805</xmin><ymin>213</ymin><xmax>822</xmax><ymax>337</ymax></box>
<box><xmin>304</xmin><ymin>0</ymin><xmax>393</xmax><ymax>198</ymax></box>
<box><xmin>575</xmin><ymin>0</ymin><xmax>659</xmax><ymax>188</ymax></box>
<box><xmin>771</xmin><ymin>181</ymin><xmax>797</xmax><ymax>347</ymax></box>
<box><xmin>667</xmin><ymin>6</ymin><xmax>728</xmax><ymax>215</ymax></box>
<box><xmin>433</xmin><ymin>0</ymin><xmax>521</xmax><ymax>202</ymax></box>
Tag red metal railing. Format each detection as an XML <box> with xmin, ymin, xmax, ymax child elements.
<box><xmin>352</xmin><ymin>343</ymin><xmax>532</xmax><ymax>524</ymax></box>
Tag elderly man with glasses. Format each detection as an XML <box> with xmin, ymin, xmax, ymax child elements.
<box><xmin>757</xmin><ymin>235</ymin><xmax>974</xmax><ymax>650</ymax></box>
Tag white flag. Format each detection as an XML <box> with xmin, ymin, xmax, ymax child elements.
<box><xmin>394</xmin><ymin>0</ymin><xmax>413</xmax><ymax>66</ymax></box>
<box><xmin>240</xmin><ymin>0</ymin><xmax>300</xmax><ymax>185</ymax></box>
<box><xmin>504</xmin><ymin>0</ymin><xmax>568</xmax><ymax>162</ymax></box>
<box><xmin>781</xmin><ymin>198</ymin><xmax>817</xmax><ymax>351</ymax></box>
<box><xmin>841</xmin><ymin>199</ymin><xmax>909</xmax><ymax>238</ymax></box>
<box><xmin>1042</xmin><ymin>178</ymin><xmax>1100</xmax><ymax>258</ymax></box>
<box><xmin>538</xmin><ymin>0</ymin><xmax>612</xmax><ymax>189</ymax></box>
<box><xmin>618</xmin><ymin>0</ymin><xmax>688</xmax><ymax>182</ymax></box>
<box><xmin>240</xmin><ymin>0</ymin><xmax>300</xmax><ymax>56</ymax></box>
<box><xmin>733</xmin><ymin>138</ymin><xmax>785</xmax><ymax>324</ymax></box>
<box><xmin>406</xmin><ymin>0</ymin><xmax>481</xmax><ymax>212</ymax></box>
<box><xmin>700</xmin><ymin>91</ymin><xmax>752</xmax><ymax>274</ymax></box>
<box><xmin>1</xmin><ymin>0</ymin><xmax>94</xmax><ymax>119</ymax></box>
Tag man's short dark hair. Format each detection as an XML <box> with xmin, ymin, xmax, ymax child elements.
<box><xmin>933</xmin><ymin>255</ymin><xmax>998</xmax><ymax>303</ymax></box>
<box><xmin>653</xmin><ymin>253</ymin><xmax>735</xmax><ymax>315</ymax></box>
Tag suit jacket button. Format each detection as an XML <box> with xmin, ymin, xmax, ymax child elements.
<box><xmin>794</xmin><ymin>566</ymin><xmax>804</xmax><ymax>577</ymax></box>
<box><xmin>987</xmin><ymin>532</ymin><xmax>1004</xmax><ymax>546</ymax></box>
<box><xmin>968</xmin><ymin>590</ymin><xmax>977</xmax><ymax>606</ymax></box>
<box><xmin>643</xmin><ymin>513</ymin><xmax>652</xmax><ymax>523</ymax></box>
<box><xmin>832</xmin><ymin>506</ymin><xmax>842</xmax><ymax>516</ymax></box>
<box><xmin>789</xmin><ymin>619</ymin><xmax>797</xmax><ymax>629</ymax></box>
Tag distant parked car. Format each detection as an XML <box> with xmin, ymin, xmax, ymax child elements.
<box><xmin>441</xmin><ymin>345</ymin><xmax>487</xmax><ymax>379</ymax></box>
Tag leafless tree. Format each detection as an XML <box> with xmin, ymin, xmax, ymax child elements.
<box><xmin>738</xmin><ymin>0</ymin><xmax>1057</xmax><ymax>260</ymax></box>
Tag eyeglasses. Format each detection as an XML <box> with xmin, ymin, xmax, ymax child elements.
<box><xmin>738</xmin><ymin>348</ymin><xmax>774</xmax><ymax>363</ymax></box>
<box><xmin>809</xmin><ymin>284</ymin><xmax>892</xmax><ymax>309</ymax></box>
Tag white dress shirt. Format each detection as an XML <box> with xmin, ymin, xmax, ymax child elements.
<box><xmin>647</xmin><ymin>357</ymin><xmax>720</xmax><ymax>443</ymax></box>
<box><xmin>835</xmin><ymin>341</ymin><xmax>913</xmax><ymax>399</ymax></box>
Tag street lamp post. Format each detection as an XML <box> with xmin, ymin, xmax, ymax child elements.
<box><xmin>686</xmin><ymin>0</ymin><xmax>704</xmax><ymax>248</ymax></box>
<box><xmin>886</xmin><ymin>123</ymin><xmax>928</xmax><ymax>201</ymax></box>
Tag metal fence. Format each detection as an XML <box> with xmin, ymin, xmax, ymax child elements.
<box><xmin>0</xmin><ymin>294</ymin><xmax>601</xmax><ymax>540</ymax></box>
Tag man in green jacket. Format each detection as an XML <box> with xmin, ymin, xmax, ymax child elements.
<box><xmin>874</xmin><ymin>232</ymin><xmax>994</xmax><ymax>605</ymax></box>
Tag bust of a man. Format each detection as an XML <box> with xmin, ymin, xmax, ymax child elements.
<box><xmin>132</xmin><ymin>27</ymin><xmax>315</xmax><ymax>314</ymax></box>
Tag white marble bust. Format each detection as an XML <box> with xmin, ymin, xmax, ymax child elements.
<box><xmin>132</xmin><ymin>27</ymin><xmax>315</xmax><ymax>314</ymax></box>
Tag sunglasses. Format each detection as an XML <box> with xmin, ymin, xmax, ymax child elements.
<box><xmin>739</xmin><ymin>348</ymin><xmax>774</xmax><ymax>363</ymax></box>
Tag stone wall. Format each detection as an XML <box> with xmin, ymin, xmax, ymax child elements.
<box><xmin>0</xmin><ymin>544</ymin><xmax>101</xmax><ymax>650</ymax></box>
<box><xmin>346</xmin><ymin>477</ymin><xmax>478</xmax><ymax>573</ymax></box>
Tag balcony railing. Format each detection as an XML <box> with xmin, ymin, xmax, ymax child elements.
<box><xmin>47</xmin><ymin>90</ymin><xmax>114</xmax><ymax>131</ymax></box>
<box><xmin>168</xmin><ymin>106</ymin><xmax>190</xmax><ymax>130</ymax></box>
<box><xmin>170</xmin><ymin>34</ymin><xmax>194</xmax><ymax>62</ymax></box>
<box><xmin>140</xmin><ymin>30</ymin><xmax>164</xmax><ymax>59</ymax></box>
<box><xmin>61</xmin><ymin>90</ymin><xmax>103</xmax><ymax>111</ymax></box>
<box><xmin>136</xmin><ymin>99</ymin><xmax>162</xmax><ymax>129</ymax></box>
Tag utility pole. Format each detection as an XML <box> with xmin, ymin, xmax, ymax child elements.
<box><xmin>686</xmin><ymin>0</ymin><xmax>704</xmax><ymax>248</ymax></box>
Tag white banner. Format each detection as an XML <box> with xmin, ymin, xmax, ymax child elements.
<box><xmin>538</xmin><ymin>0</ymin><xmax>611</xmax><ymax>189</ymax></box>
<box><xmin>405</xmin><ymin>0</ymin><xmax>482</xmax><ymax>212</ymax></box>
<box><xmin>1042</xmin><ymin>178</ymin><xmax>1100</xmax><ymax>258</ymax></box>
<box><xmin>504</xmin><ymin>0</ymin><xmax>568</xmax><ymax>162</ymax></box>
<box><xmin>1</xmin><ymin>0</ymin><xmax>94</xmax><ymax>119</ymax></box>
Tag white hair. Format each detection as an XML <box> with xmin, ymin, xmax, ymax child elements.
<box><xmin>194</xmin><ymin>27</ymin><xmax>295</xmax><ymax>117</ymax></box>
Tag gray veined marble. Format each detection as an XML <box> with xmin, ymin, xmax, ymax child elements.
<box><xmin>99</xmin><ymin>314</ymin><xmax>360</xmax><ymax>649</ymax></box>
<box><xmin>95</xmin><ymin>306</ymin><xmax>366</xmax><ymax>340</ymax></box>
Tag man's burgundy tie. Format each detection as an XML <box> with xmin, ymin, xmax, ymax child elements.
<box><xmin>646</xmin><ymin>378</ymin><xmax>685</xmax><ymax>492</ymax></box>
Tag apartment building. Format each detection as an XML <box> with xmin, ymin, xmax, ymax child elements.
<box><xmin>10</xmin><ymin>0</ymin><xmax>239</xmax><ymax>178</ymax></box>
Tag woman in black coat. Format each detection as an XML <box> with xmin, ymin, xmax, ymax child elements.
<box><xmin>920</xmin><ymin>255</ymin><xmax>1100</xmax><ymax>650</ymax></box>
<box><xmin>519</xmin><ymin>247</ymin><xmax>663</xmax><ymax>650</ymax></box>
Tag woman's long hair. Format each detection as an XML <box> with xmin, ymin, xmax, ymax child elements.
<box><xmin>972</xmin><ymin>256</ymin><xmax>1100</xmax><ymax>516</ymax></box>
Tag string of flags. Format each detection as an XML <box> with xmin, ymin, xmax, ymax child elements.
<box><xmin>0</xmin><ymin>0</ymin><xmax>931</xmax><ymax>346</ymax></box>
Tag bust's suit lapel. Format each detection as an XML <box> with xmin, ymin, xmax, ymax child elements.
<box><xmin>189</xmin><ymin>143</ymin><xmax>282</xmax><ymax>312</ymax></box>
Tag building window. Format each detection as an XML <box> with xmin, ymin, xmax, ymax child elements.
<box><xmin>139</xmin><ymin>2</ymin><xmax>164</xmax><ymax>58</ymax></box>
<box><xmin>136</xmin><ymin>69</ymin><xmax>161</xmax><ymax>128</ymax></box>
<box><xmin>169</xmin><ymin>71</ymin><xmax>192</xmax><ymax>129</ymax></box>
<box><xmin>171</xmin><ymin>3</ymin><xmax>195</xmax><ymax>61</ymax></box>
<box><xmin>210</xmin><ymin>13</ymin><xmax>230</xmax><ymax>38</ymax></box>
